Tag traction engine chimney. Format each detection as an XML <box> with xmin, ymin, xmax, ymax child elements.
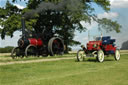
<box><xmin>21</xmin><ymin>17</ymin><xmax>26</xmax><ymax>39</ymax></box>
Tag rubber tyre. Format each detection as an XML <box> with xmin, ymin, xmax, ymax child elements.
<box><xmin>77</xmin><ymin>50</ymin><xmax>86</xmax><ymax>62</ymax></box>
<box><xmin>48</xmin><ymin>37</ymin><xmax>64</xmax><ymax>56</ymax></box>
<box><xmin>114</xmin><ymin>50</ymin><xmax>120</xmax><ymax>61</ymax></box>
<box><xmin>97</xmin><ymin>50</ymin><xmax>104</xmax><ymax>62</ymax></box>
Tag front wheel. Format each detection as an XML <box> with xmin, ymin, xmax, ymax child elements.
<box><xmin>77</xmin><ymin>50</ymin><xmax>86</xmax><ymax>61</ymax></box>
<box><xmin>97</xmin><ymin>50</ymin><xmax>104</xmax><ymax>62</ymax></box>
<box><xmin>114</xmin><ymin>50</ymin><xmax>120</xmax><ymax>61</ymax></box>
<box><xmin>11</xmin><ymin>47</ymin><xmax>20</xmax><ymax>59</ymax></box>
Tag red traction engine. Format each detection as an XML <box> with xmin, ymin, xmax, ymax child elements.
<box><xmin>11</xmin><ymin>17</ymin><xmax>64</xmax><ymax>59</ymax></box>
<box><xmin>77</xmin><ymin>36</ymin><xmax>120</xmax><ymax>62</ymax></box>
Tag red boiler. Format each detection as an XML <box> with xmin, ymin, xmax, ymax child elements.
<box><xmin>28</xmin><ymin>38</ymin><xmax>43</xmax><ymax>46</ymax></box>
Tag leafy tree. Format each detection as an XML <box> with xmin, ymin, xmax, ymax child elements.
<box><xmin>0</xmin><ymin>0</ymin><xmax>122</xmax><ymax>52</ymax></box>
<box><xmin>0</xmin><ymin>0</ymin><xmax>22</xmax><ymax>39</ymax></box>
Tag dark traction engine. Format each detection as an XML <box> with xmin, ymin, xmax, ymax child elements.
<box><xmin>11</xmin><ymin>17</ymin><xmax>64</xmax><ymax>59</ymax></box>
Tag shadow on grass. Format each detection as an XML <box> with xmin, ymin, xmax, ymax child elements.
<box><xmin>87</xmin><ymin>59</ymin><xmax>97</xmax><ymax>62</ymax></box>
<box><xmin>87</xmin><ymin>58</ymin><xmax>114</xmax><ymax>62</ymax></box>
<box><xmin>75</xmin><ymin>58</ymin><xmax>114</xmax><ymax>63</ymax></box>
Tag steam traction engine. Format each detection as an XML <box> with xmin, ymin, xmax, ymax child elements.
<box><xmin>11</xmin><ymin>17</ymin><xmax>64</xmax><ymax>59</ymax></box>
<box><xmin>77</xmin><ymin>36</ymin><xmax>120</xmax><ymax>62</ymax></box>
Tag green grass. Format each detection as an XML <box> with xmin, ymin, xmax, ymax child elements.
<box><xmin>0</xmin><ymin>54</ymin><xmax>128</xmax><ymax>85</ymax></box>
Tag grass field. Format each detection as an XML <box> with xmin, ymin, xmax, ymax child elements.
<box><xmin>0</xmin><ymin>54</ymin><xmax>128</xmax><ymax>85</ymax></box>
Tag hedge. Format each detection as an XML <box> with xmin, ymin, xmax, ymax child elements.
<box><xmin>0</xmin><ymin>46</ymin><xmax>14</xmax><ymax>53</ymax></box>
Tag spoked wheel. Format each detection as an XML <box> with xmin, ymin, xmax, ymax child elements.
<box><xmin>114</xmin><ymin>50</ymin><xmax>120</xmax><ymax>61</ymax></box>
<box><xmin>97</xmin><ymin>50</ymin><xmax>104</xmax><ymax>62</ymax></box>
<box><xmin>25</xmin><ymin>45</ymin><xmax>37</xmax><ymax>57</ymax></box>
<box><xmin>11</xmin><ymin>47</ymin><xmax>21</xmax><ymax>59</ymax></box>
<box><xmin>48</xmin><ymin>37</ymin><xmax>64</xmax><ymax>56</ymax></box>
<box><xmin>77</xmin><ymin>50</ymin><xmax>86</xmax><ymax>61</ymax></box>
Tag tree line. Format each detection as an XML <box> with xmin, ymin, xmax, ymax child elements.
<box><xmin>0</xmin><ymin>46</ymin><xmax>14</xmax><ymax>53</ymax></box>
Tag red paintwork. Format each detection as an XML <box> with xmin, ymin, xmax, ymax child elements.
<box><xmin>28</xmin><ymin>38</ymin><xmax>43</xmax><ymax>46</ymax></box>
<box><xmin>87</xmin><ymin>41</ymin><xmax>102</xmax><ymax>51</ymax></box>
<box><xmin>103</xmin><ymin>44</ymin><xmax>116</xmax><ymax>52</ymax></box>
<box><xmin>87</xmin><ymin>41</ymin><xmax>116</xmax><ymax>52</ymax></box>
<box><xmin>53</xmin><ymin>40</ymin><xmax>58</xmax><ymax>43</ymax></box>
<box><xmin>53</xmin><ymin>40</ymin><xmax>60</xmax><ymax>48</ymax></box>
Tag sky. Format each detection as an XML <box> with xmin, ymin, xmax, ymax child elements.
<box><xmin>0</xmin><ymin>0</ymin><xmax>128</xmax><ymax>50</ymax></box>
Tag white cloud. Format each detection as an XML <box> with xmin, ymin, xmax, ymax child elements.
<box><xmin>98</xmin><ymin>12</ymin><xmax>118</xmax><ymax>19</ymax></box>
<box><xmin>110</xmin><ymin>0</ymin><xmax>128</xmax><ymax>8</ymax></box>
<box><xmin>13</xmin><ymin>4</ymin><xmax>25</xmax><ymax>9</ymax></box>
<box><xmin>0</xmin><ymin>31</ymin><xmax>21</xmax><ymax>47</ymax></box>
<box><xmin>80</xmin><ymin>20</ymin><xmax>97</xmax><ymax>30</ymax></box>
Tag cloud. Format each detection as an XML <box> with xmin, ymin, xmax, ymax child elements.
<box><xmin>13</xmin><ymin>4</ymin><xmax>25</xmax><ymax>9</ymax></box>
<box><xmin>0</xmin><ymin>31</ymin><xmax>21</xmax><ymax>47</ymax></box>
<box><xmin>98</xmin><ymin>12</ymin><xmax>119</xmax><ymax>19</ymax></box>
<box><xmin>80</xmin><ymin>20</ymin><xmax>97</xmax><ymax>30</ymax></box>
<box><xmin>80</xmin><ymin>12</ymin><xmax>119</xmax><ymax>30</ymax></box>
<box><xmin>110</xmin><ymin>0</ymin><xmax>128</xmax><ymax>8</ymax></box>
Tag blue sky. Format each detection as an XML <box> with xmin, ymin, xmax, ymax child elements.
<box><xmin>0</xmin><ymin>0</ymin><xmax>26</xmax><ymax>7</ymax></box>
<box><xmin>0</xmin><ymin>0</ymin><xmax>128</xmax><ymax>50</ymax></box>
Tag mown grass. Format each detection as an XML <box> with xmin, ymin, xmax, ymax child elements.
<box><xmin>0</xmin><ymin>54</ymin><xmax>128</xmax><ymax>85</ymax></box>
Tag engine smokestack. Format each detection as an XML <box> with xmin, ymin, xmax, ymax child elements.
<box><xmin>21</xmin><ymin>17</ymin><xmax>26</xmax><ymax>38</ymax></box>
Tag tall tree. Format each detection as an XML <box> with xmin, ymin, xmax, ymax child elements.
<box><xmin>0</xmin><ymin>0</ymin><xmax>22</xmax><ymax>39</ymax></box>
<box><xmin>0</xmin><ymin>0</ymin><xmax>121</xmax><ymax>52</ymax></box>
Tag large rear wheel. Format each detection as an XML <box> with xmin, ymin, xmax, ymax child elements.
<box><xmin>48</xmin><ymin>37</ymin><xmax>64</xmax><ymax>56</ymax></box>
